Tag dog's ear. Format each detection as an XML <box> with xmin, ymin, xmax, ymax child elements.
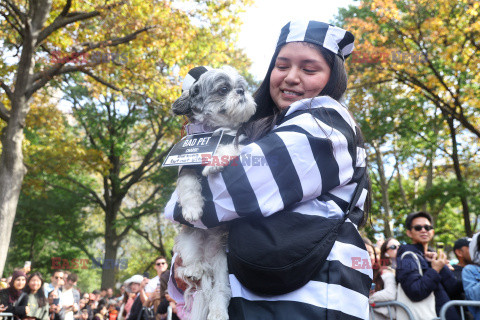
<box><xmin>172</xmin><ymin>90</ymin><xmax>192</xmax><ymax>115</ymax></box>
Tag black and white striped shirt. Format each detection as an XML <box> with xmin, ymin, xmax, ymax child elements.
<box><xmin>165</xmin><ymin>96</ymin><xmax>372</xmax><ymax>319</ymax></box>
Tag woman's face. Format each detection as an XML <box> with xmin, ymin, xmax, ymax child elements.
<box><xmin>13</xmin><ymin>276</ymin><xmax>26</xmax><ymax>290</ymax></box>
<box><xmin>270</xmin><ymin>42</ymin><xmax>331</xmax><ymax>110</ymax></box>
<box><xmin>48</xmin><ymin>292</ymin><xmax>58</xmax><ymax>304</ymax></box>
<box><xmin>28</xmin><ymin>275</ymin><xmax>42</xmax><ymax>293</ymax></box>
<box><xmin>386</xmin><ymin>239</ymin><xmax>401</xmax><ymax>259</ymax></box>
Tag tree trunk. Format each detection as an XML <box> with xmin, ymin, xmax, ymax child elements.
<box><xmin>0</xmin><ymin>0</ymin><xmax>52</xmax><ymax>277</ymax></box>
<box><xmin>0</xmin><ymin>102</ymin><xmax>28</xmax><ymax>275</ymax></box>
<box><xmin>445</xmin><ymin>115</ymin><xmax>472</xmax><ymax>237</ymax></box>
<box><xmin>101</xmin><ymin>232</ymin><xmax>119</xmax><ymax>289</ymax></box>
<box><xmin>372</xmin><ymin>142</ymin><xmax>393</xmax><ymax>238</ymax></box>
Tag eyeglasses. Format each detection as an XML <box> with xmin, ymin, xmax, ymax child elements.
<box><xmin>387</xmin><ymin>245</ymin><xmax>399</xmax><ymax>250</ymax></box>
<box><xmin>156</xmin><ymin>262</ymin><xmax>167</xmax><ymax>266</ymax></box>
<box><xmin>412</xmin><ymin>225</ymin><xmax>434</xmax><ymax>231</ymax></box>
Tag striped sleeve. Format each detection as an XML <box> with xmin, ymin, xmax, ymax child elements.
<box><xmin>164</xmin><ymin>97</ymin><xmax>362</xmax><ymax>228</ymax></box>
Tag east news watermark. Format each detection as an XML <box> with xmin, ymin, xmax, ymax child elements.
<box><xmin>51</xmin><ymin>257</ymin><xmax>128</xmax><ymax>270</ymax></box>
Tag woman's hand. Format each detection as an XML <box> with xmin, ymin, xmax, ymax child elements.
<box><xmin>0</xmin><ymin>304</ymin><xmax>7</xmax><ymax>312</ymax></box>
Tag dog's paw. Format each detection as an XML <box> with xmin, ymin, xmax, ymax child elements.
<box><xmin>182</xmin><ymin>206</ymin><xmax>203</xmax><ymax>222</ymax></box>
<box><xmin>207</xmin><ymin>306</ymin><xmax>229</xmax><ymax>320</ymax></box>
<box><xmin>202</xmin><ymin>164</ymin><xmax>224</xmax><ymax>176</ymax></box>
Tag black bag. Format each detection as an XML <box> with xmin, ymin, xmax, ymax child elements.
<box><xmin>227</xmin><ymin>174</ymin><xmax>367</xmax><ymax>295</ymax></box>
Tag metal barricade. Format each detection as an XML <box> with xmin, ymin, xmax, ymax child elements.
<box><xmin>370</xmin><ymin>300</ymin><xmax>416</xmax><ymax>320</ymax></box>
<box><xmin>0</xmin><ymin>313</ymin><xmax>15</xmax><ymax>320</ymax></box>
<box><xmin>439</xmin><ymin>300</ymin><xmax>480</xmax><ymax>320</ymax></box>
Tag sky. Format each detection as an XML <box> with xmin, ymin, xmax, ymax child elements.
<box><xmin>237</xmin><ymin>0</ymin><xmax>358</xmax><ymax>80</ymax></box>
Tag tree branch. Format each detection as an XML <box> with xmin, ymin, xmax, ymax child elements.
<box><xmin>77</xmin><ymin>25</ymin><xmax>157</xmax><ymax>51</ymax></box>
<box><xmin>81</xmin><ymin>69</ymin><xmax>122</xmax><ymax>91</ymax></box>
<box><xmin>63</xmin><ymin>176</ymin><xmax>107</xmax><ymax>211</ymax></box>
<box><xmin>37</xmin><ymin>11</ymin><xmax>101</xmax><ymax>46</ymax></box>
<box><xmin>28</xmin><ymin>64</ymin><xmax>86</xmax><ymax>97</ymax></box>
<box><xmin>3</xmin><ymin>0</ymin><xmax>25</xmax><ymax>22</ymax></box>
<box><xmin>59</xmin><ymin>0</ymin><xmax>72</xmax><ymax>17</ymax></box>
<box><xmin>130</xmin><ymin>225</ymin><xmax>162</xmax><ymax>251</ymax></box>
<box><xmin>0</xmin><ymin>81</ymin><xmax>14</xmax><ymax>101</ymax></box>
<box><xmin>0</xmin><ymin>101</ymin><xmax>10</xmax><ymax>122</ymax></box>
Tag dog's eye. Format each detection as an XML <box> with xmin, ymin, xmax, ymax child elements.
<box><xmin>191</xmin><ymin>85</ymin><xmax>199</xmax><ymax>96</ymax></box>
<box><xmin>218</xmin><ymin>86</ymin><xmax>230</xmax><ymax>95</ymax></box>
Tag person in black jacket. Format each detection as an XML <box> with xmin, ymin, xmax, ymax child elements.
<box><xmin>0</xmin><ymin>270</ymin><xmax>28</xmax><ymax>317</ymax></box>
<box><xmin>396</xmin><ymin>211</ymin><xmax>462</xmax><ymax>320</ymax></box>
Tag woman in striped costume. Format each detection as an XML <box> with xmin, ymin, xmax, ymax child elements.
<box><xmin>165</xmin><ymin>20</ymin><xmax>372</xmax><ymax>320</ymax></box>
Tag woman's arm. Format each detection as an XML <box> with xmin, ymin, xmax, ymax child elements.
<box><xmin>369</xmin><ymin>271</ymin><xmax>397</xmax><ymax>302</ymax></box>
<box><xmin>165</xmin><ymin>97</ymin><xmax>366</xmax><ymax>228</ymax></box>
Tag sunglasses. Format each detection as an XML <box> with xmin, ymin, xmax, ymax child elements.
<box><xmin>412</xmin><ymin>225</ymin><xmax>434</xmax><ymax>231</ymax></box>
<box><xmin>387</xmin><ymin>245</ymin><xmax>399</xmax><ymax>250</ymax></box>
<box><xmin>156</xmin><ymin>262</ymin><xmax>167</xmax><ymax>266</ymax></box>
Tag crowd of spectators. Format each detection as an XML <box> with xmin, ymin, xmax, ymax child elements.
<box><xmin>367</xmin><ymin>211</ymin><xmax>480</xmax><ymax>320</ymax></box>
<box><xmin>0</xmin><ymin>256</ymin><xmax>182</xmax><ymax>320</ymax></box>
<box><xmin>3</xmin><ymin>212</ymin><xmax>480</xmax><ymax>320</ymax></box>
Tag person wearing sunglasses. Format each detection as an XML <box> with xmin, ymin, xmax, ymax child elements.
<box><xmin>368</xmin><ymin>238</ymin><xmax>400</xmax><ymax>320</ymax></box>
<box><xmin>144</xmin><ymin>256</ymin><xmax>169</xmax><ymax>315</ymax></box>
<box><xmin>44</xmin><ymin>271</ymin><xmax>65</xmax><ymax>298</ymax></box>
<box><xmin>396</xmin><ymin>211</ymin><xmax>461</xmax><ymax>320</ymax></box>
<box><xmin>381</xmin><ymin>238</ymin><xmax>401</xmax><ymax>269</ymax></box>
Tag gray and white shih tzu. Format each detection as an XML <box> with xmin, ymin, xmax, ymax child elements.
<box><xmin>172</xmin><ymin>66</ymin><xmax>256</xmax><ymax>320</ymax></box>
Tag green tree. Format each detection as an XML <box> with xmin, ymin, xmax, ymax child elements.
<box><xmin>0</xmin><ymin>0</ymin><xmax>252</xmax><ymax>276</ymax></box>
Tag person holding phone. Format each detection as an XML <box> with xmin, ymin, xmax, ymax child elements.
<box><xmin>396</xmin><ymin>211</ymin><xmax>462</xmax><ymax>320</ymax></box>
<box><xmin>48</xmin><ymin>290</ymin><xmax>62</xmax><ymax>320</ymax></box>
<box><xmin>145</xmin><ymin>257</ymin><xmax>169</xmax><ymax>320</ymax></box>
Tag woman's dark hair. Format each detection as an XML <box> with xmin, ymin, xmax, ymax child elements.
<box><xmin>24</xmin><ymin>271</ymin><xmax>47</xmax><ymax>307</ymax></box>
<box><xmin>380</xmin><ymin>238</ymin><xmax>395</xmax><ymax>267</ymax></box>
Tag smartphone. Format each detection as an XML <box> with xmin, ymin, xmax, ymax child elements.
<box><xmin>24</xmin><ymin>261</ymin><xmax>31</xmax><ymax>268</ymax></box>
<box><xmin>53</xmin><ymin>298</ymin><xmax>60</xmax><ymax>305</ymax></box>
<box><xmin>370</xmin><ymin>283</ymin><xmax>376</xmax><ymax>292</ymax></box>
<box><xmin>143</xmin><ymin>272</ymin><xmax>149</xmax><ymax>278</ymax></box>
<box><xmin>436</xmin><ymin>242</ymin><xmax>445</xmax><ymax>255</ymax></box>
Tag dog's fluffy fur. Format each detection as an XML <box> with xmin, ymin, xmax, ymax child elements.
<box><xmin>172</xmin><ymin>66</ymin><xmax>256</xmax><ymax>320</ymax></box>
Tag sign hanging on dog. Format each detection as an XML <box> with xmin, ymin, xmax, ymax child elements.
<box><xmin>162</xmin><ymin>131</ymin><xmax>224</xmax><ymax>167</ymax></box>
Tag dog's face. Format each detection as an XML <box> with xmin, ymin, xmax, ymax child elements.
<box><xmin>172</xmin><ymin>66</ymin><xmax>256</xmax><ymax>129</ymax></box>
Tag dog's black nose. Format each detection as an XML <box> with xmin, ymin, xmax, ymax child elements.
<box><xmin>236</xmin><ymin>88</ymin><xmax>244</xmax><ymax>95</ymax></box>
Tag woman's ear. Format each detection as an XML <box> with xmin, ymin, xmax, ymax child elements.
<box><xmin>384</xmin><ymin>252</ymin><xmax>390</xmax><ymax>258</ymax></box>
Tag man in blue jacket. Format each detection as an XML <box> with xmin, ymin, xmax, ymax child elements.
<box><xmin>397</xmin><ymin>211</ymin><xmax>461</xmax><ymax>320</ymax></box>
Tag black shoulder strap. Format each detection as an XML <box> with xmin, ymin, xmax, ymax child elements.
<box><xmin>15</xmin><ymin>292</ymin><xmax>27</xmax><ymax>306</ymax></box>
<box><xmin>343</xmin><ymin>171</ymin><xmax>367</xmax><ymax>222</ymax></box>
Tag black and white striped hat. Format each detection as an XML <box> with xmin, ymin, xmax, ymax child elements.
<box><xmin>181</xmin><ymin>66</ymin><xmax>212</xmax><ymax>91</ymax></box>
<box><xmin>276</xmin><ymin>20</ymin><xmax>355</xmax><ymax>60</ymax></box>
